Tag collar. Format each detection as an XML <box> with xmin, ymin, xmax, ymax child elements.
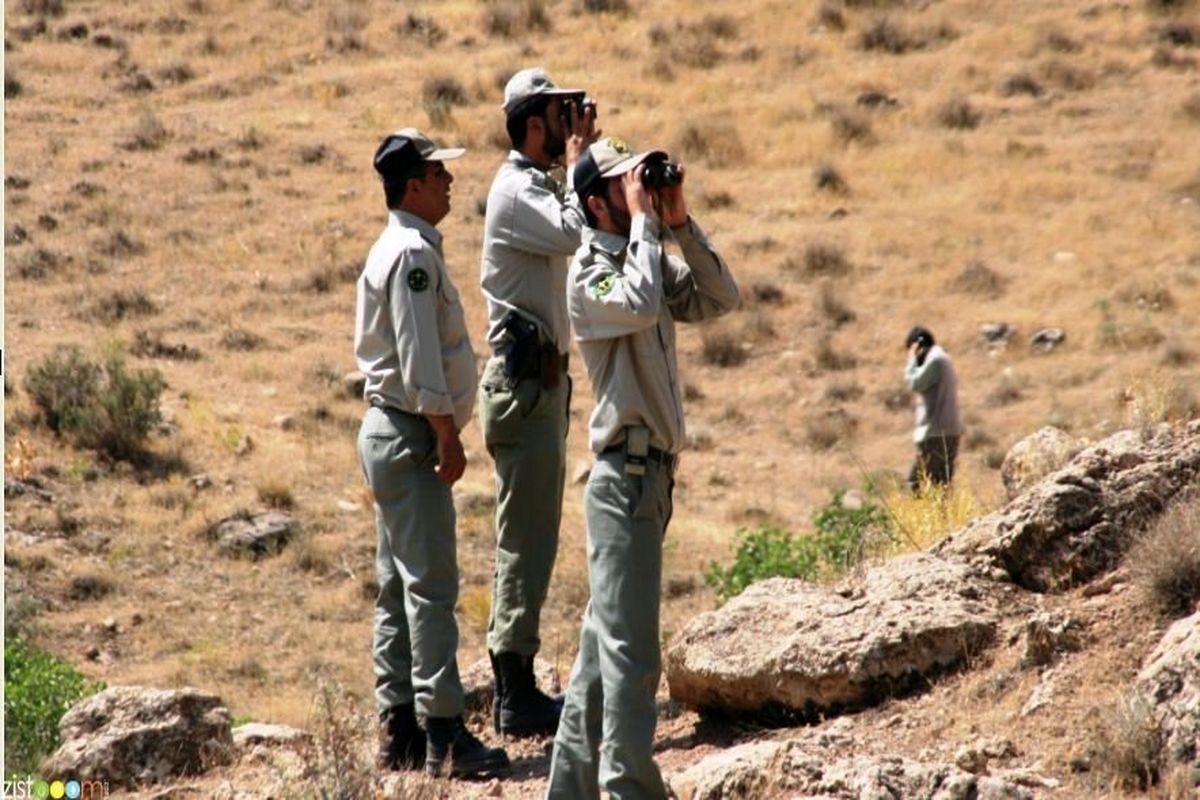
<box><xmin>389</xmin><ymin>209</ymin><xmax>442</xmax><ymax>249</ymax></box>
<box><xmin>582</xmin><ymin>226</ymin><xmax>628</xmax><ymax>256</ymax></box>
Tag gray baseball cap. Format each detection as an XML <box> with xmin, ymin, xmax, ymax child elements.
<box><xmin>573</xmin><ymin>136</ymin><xmax>666</xmax><ymax>199</ymax></box>
<box><xmin>502</xmin><ymin>67</ymin><xmax>583</xmax><ymax>115</ymax></box>
<box><xmin>373</xmin><ymin>128</ymin><xmax>465</xmax><ymax>178</ymax></box>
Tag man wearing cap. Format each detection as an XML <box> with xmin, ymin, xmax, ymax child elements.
<box><xmin>357</xmin><ymin>128</ymin><xmax>509</xmax><ymax>779</ymax></box>
<box><xmin>546</xmin><ymin>137</ymin><xmax>740</xmax><ymax>799</ymax></box>
<box><xmin>904</xmin><ymin>325</ymin><xmax>962</xmax><ymax>491</ymax></box>
<box><xmin>478</xmin><ymin>67</ymin><xmax>599</xmax><ymax>738</ymax></box>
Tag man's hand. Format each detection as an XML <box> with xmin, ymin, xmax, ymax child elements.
<box><xmin>427</xmin><ymin>415</ymin><xmax>466</xmax><ymax>486</ymax></box>
<box><xmin>623</xmin><ymin>167</ymin><xmax>654</xmax><ymax>219</ymax></box>
<box><xmin>654</xmin><ymin>163</ymin><xmax>688</xmax><ymax>227</ymax></box>
<box><xmin>564</xmin><ymin>100</ymin><xmax>600</xmax><ymax>167</ymax></box>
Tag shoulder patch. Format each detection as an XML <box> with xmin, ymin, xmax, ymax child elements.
<box><xmin>407</xmin><ymin>267</ymin><xmax>430</xmax><ymax>292</ymax></box>
<box><xmin>591</xmin><ymin>273</ymin><xmax>617</xmax><ymax>299</ymax></box>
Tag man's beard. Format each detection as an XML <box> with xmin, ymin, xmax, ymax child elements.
<box><xmin>544</xmin><ymin>124</ymin><xmax>566</xmax><ymax>160</ymax></box>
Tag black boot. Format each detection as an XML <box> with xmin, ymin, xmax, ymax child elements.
<box><xmin>376</xmin><ymin>703</ymin><xmax>425</xmax><ymax>771</ymax></box>
<box><xmin>494</xmin><ymin>651</ymin><xmax>562</xmax><ymax>737</ymax></box>
<box><xmin>488</xmin><ymin>650</ymin><xmax>503</xmax><ymax>733</ymax></box>
<box><xmin>424</xmin><ymin>716</ymin><xmax>510</xmax><ymax>778</ymax></box>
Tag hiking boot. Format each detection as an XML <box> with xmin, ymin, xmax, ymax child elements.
<box><xmin>424</xmin><ymin>716</ymin><xmax>510</xmax><ymax>779</ymax></box>
<box><xmin>376</xmin><ymin>703</ymin><xmax>425</xmax><ymax>771</ymax></box>
<box><xmin>493</xmin><ymin>651</ymin><xmax>562</xmax><ymax>738</ymax></box>
<box><xmin>489</xmin><ymin>650</ymin><xmax>503</xmax><ymax>733</ymax></box>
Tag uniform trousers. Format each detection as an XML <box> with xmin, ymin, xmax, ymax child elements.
<box><xmin>358</xmin><ymin>405</ymin><xmax>465</xmax><ymax>719</ymax></box>
<box><xmin>479</xmin><ymin>356</ymin><xmax>570</xmax><ymax>657</ymax></box>
<box><xmin>546</xmin><ymin>451</ymin><xmax>675</xmax><ymax>800</ymax></box>
<box><xmin>908</xmin><ymin>433</ymin><xmax>961</xmax><ymax>491</ymax></box>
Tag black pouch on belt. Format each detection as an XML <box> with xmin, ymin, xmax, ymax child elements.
<box><xmin>540</xmin><ymin>346</ymin><xmax>561</xmax><ymax>391</ymax></box>
<box><xmin>501</xmin><ymin>311</ymin><xmax>541</xmax><ymax>386</ymax></box>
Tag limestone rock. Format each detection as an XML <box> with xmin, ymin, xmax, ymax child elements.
<box><xmin>41</xmin><ymin>686</ymin><xmax>233</xmax><ymax>788</ymax></box>
<box><xmin>665</xmin><ymin>553</ymin><xmax>998</xmax><ymax>717</ymax></box>
<box><xmin>1030</xmin><ymin>328</ymin><xmax>1065</xmax><ymax>353</ymax></box>
<box><xmin>1021</xmin><ymin>611</ymin><xmax>1083</xmax><ymax>667</ymax></box>
<box><xmin>213</xmin><ymin>511</ymin><xmax>298</xmax><ymax>558</ymax></box>
<box><xmin>1136</xmin><ymin>611</ymin><xmax>1200</xmax><ymax>769</ymax></box>
<box><xmin>232</xmin><ymin>722</ymin><xmax>311</xmax><ymax>749</ymax></box>
<box><xmin>938</xmin><ymin>424</ymin><xmax>1200</xmax><ymax>591</ymax></box>
<box><xmin>670</xmin><ymin>739</ymin><xmax>1035</xmax><ymax>800</ymax></box>
<box><xmin>1000</xmin><ymin>427</ymin><xmax>1083</xmax><ymax>500</ymax></box>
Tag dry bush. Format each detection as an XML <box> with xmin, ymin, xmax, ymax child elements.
<box><xmin>815</xmin><ymin>281</ymin><xmax>855</xmax><ymax>326</ymax></box>
<box><xmin>1087</xmin><ymin>695</ymin><xmax>1162</xmax><ymax>791</ymax></box>
<box><xmin>816</xmin><ymin>0</ymin><xmax>846</xmax><ymax>31</ymax></box>
<box><xmin>882</xmin><ymin>479</ymin><xmax>988</xmax><ymax>551</ymax></box>
<box><xmin>5</xmin><ymin>68</ymin><xmax>22</xmax><ymax>99</ymax></box>
<box><xmin>121</xmin><ymin>112</ymin><xmax>169</xmax><ymax>151</ymax></box>
<box><xmin>1152</xmin><ymin>45</ymin><xmax>1198</xmax><ymax>69</ymax></box>
<box><xmin>830</xmin><ymin>107</ymin><xmax>873</xmax><ymax>144</ymax></box>
<box><xmin>422</xmin><ymin>75</ymin><xmax>469</xmax><ymax>127</ymax></box>
<box><xmin>69</xmin><ymin>572</ymin><xmax>114</xmax><ymax>601</ymax></box>
<box><xmin>292</xmin><ymin>682</ymin><xmax>377</xmax><ymax>799</ymax></box>
<box><xmin>579</xmin><ymin>0</ymin><xmax>631</xmax><ymax>12</ymax></box>
<box><xmin>805</xmin><ymin>408</ymin><xmax>857</xmax><ymax>450</ymax></box>
<box><xmin>482</xmin><ymin>2</ymin><xmax>551</xmax><ymax>36</ymax></box>
<box><xmin>1182</xmin><ymin>91</ymin><xmax>1200</xmax><ymax>121</ymax></box>
<box><xmin>803</xmin><ymin>242</ymin><xmax>851</xmax><ymax>276</ymax></box>
<box><xmin>860</xmin><ymin>17</ymin><xmax>909</xmax><ymax>53</ymax></box>
<box><xmin>1128</xmin><ymin>493</ymin><xmax>1200</xmax><ymax>617</ymax></box>
<box><xmin>325</xmin><ymin>1</ymin><xmax>368</xmax><ymax>52</ymax></box>
<box><xmin>257</xmin><ymin>481</ymin><xmax>296</xmax><ymax>510</ymax></box>
<box><xmin>236</xmin><ymin>126</ymin><xmax>265</xmax><ymax>151</ymax></box>
<box><xmin>220</xmin><ymin>327</ymin><xmax>264</xmax><ymax>352</ymax></box>
<box><xmin>750</xmin><ymin>282</ymin><xmax>784</xmax><ymax>305</ymax></box>
<box><xmin>15</xmin><ymin>248</ymin><xmax>66</xmax><ymax>280</ymax></box>
<box><xmin>395</xmin><ymin>13</ymin><xmax>446</xmax><ymax>45</ymax></box>
<box><xmin>1041</xmin><ymin>29</ymin><xmax>1082</xmax><ymax>53</ymax></box>
<box><xmin>813</xmin><ymin>162</ymin><xmax>848</xmax><ymax>193</ymax></box>
<box><xmin>700</xmin><ymin>190</ymin><xmax>735</xmax><ymax>210</ymax></box>
<box><xmin>646</xmin><ymin>18</ymin><xmax>736</xmax><ymax>71</ymax></box>
<box><xmin>674</xmin><ymin>118</ymin><xmax>745</xmax><ymax>167</ymax></box>
<box><xmin>19</xmin><ymin>0</ymin><xmax>64</xmax><ymax>16</ymax></box>
<box><xmin>701</xmin><ymin>329</ymin><xmax>747</xmax><ymax>367</ymax></box>
<box><xmin>1162</xmin><ymin>341</ymin><xmax>1193</xmax><ymax>366</ymax></box>
<box><xmin>1040</xmin><ymin>59</ymin><xmax>1096</xmax><ymax>90</ymax></box>
<box><xmin>290</xmin><ymin>535</ymin><xmax>334</xmax><ymax>576</ymax></box>
<box><xmin>1121</xmin><ymin>371</ymin><xmax>1198</xmax><ymax>428</ymax></box>
<box><xmin>741</xmin><ymin>311</ymin><xmax>775</xmax><ymax>342</ymax></box>
<box><xmin>936</xmin><ymin>96</ymin><xmax>982</xmax><ymax>130</ymax></box>
<box><xmin>1145</xmin><ymin>0</ymin><xmax>1193</xmax><ymax>11</ymax></box>
<box><xmin>97</xmin><ymin>230</ymin><xmax>146</xmax><ymax>258</ymax></box>
<box><xmin>815</xmin><ymin>334</ymin><xmax>856</xmax><ymax>371</ymax></box>
<box><xmin>89</xmin><ymin>290</ymin><xmax>158</xmax><ymax>324</ymax></box>
<box><xmin>986</xmin><ymin>378</ymin><xmax>1022</xmax><ymax>408</ymax></box>
<box><xmin>131</xmin><ymin>330</ymin><xmax>200</xmax><ymax>361</ymax></box>
<box><xmin>824</xmin><ymin>381</ymin><xmax>863</xmax><ymax>402</ymax></box>
<box><xmin>1154</xmin><ymin>20</ymin><xmax>1197</xmax><ymax>47</ymax></box>
<box><xmin>1000</xmin><ymin>72</ymin><xmax>1044</xmax><ymax>97</ymax></box>
<box><xmin>953</xmin><ymin>259</ymin><xmax>1005</xmax><ymax>297</ymax></box>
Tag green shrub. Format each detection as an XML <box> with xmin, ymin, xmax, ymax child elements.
<box><xmin>24</xmin><ymin>345</ymin><xmax>165</xmax><ymax>460</ymax></box>
<box><xmin>4</xmin><ymin>638</ymin><xmax>102</xmax><ymax>775</ymax></box>
<box><xmin>705</xmin><ymin>490</ymin><xmax>892</xmax><ymax>602</ymax></box>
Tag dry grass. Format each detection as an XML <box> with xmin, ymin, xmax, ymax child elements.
<box><xmin>882</xmin><ymin>479</ymin><xmax>990</xmax><ymax>552</ymax></box>
<box><xmin>1127</xmin><ymin>492</ymin><xmax>1200</xmax><ymax>618</ymax></box>
<box><xmin>1086</xmin><ymin>694</ymin><xmax>1162</xmax><ymax>792</ymax></box>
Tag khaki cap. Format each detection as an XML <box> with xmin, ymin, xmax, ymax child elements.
<box><xmin>573</xmin><ymin>136</ymin><xmax>666</xmax><ymax>198</ymax></box>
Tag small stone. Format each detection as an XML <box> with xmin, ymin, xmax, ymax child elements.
<box><xmin>190</xmin><ymin>474</ymin><xmax>213</xmax><ymax>491</ymax></box>
<box><xmin>1030</xmin><ymin>327</ymin><xmax>1066</xmax><ymax>353</ymax></box>
<box><xmin>272</xmin><ymin>414</ymin><xmax>296</xmax><ymax>431</ymax></box>
<box><xmin>336</xmin><ymin>500</ymin><xmax>359</xmax><ymax>513</ymax></box>
<box><xmin>955</xmin><ymin>745</ymin><xmax>988</xmax><ymax>774</ymax></box>
<box><xmin>980</xmin><ymin>322</ymin><xmax>1016</xmax><ymax>346</ymax></box>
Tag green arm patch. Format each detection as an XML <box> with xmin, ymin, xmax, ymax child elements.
<box><xmin>591</xmin><ymin>273</ymin><xmax>617</xmax><ymax>300</ymax></box>
<box><xmin>407</xmin><ymin>267</ymin><xmax>430</xmax><ymax>292</ymax></box>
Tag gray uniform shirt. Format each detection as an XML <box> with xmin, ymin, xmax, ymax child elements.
<box><xmin>905</xmin><ymin>344</ymin><xmax>962</xmax><ymax>442</ymax></box>
<box><xmin>481</xmin><ymin>151</ymin><xmax>586</xmax><ymax>355</ymax></box>
<box><xmin>568</xmin><ymin>213</ymin><xmax>740</xmax><ymax>454</ymax></box>
<box><xmin>355</xmin><ymin>210</ymin><xmax>478</xmax><ymax>430</ymax></box>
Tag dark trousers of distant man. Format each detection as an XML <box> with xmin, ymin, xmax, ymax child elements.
<box><xmin>908</xmin><ymin>433</ymin><xmax>960</xmax><ymax>492</ymax></box>
<box><xmin>547</xmin><ymin>451</ymin><xmax>675</xmax><ymax>800</ymax></box>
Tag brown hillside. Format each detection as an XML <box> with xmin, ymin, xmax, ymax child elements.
<box><xmin>4</xmin><ymin>0</ymin><xmax>1199</xmax><ymax>796</ymax></box>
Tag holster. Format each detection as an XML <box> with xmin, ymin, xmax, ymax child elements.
<box><xmin>501</xmin><ymin>312</ymin><xmax>541</xmax><ymax>387</ymax></box>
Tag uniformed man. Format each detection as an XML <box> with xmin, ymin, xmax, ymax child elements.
<box><xmin>478</xmin><ymin>67</ymin><xmax>598</xmax><ymax>737</ymax></box>
<box><xmin>904</xmin><ymin>325</ymin><xmax>962</xmax><ymax>491</ymax></box>
<box><xmin>546</xmin><ymin>137</ymin><xmax>740</xmax><ymax>799</ymax></box>
<box><xmin>356</xmin><ymin>128</ymin><xmax>509</xmax><ymax>779</ymax></box>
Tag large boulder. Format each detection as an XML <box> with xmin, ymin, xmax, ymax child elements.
<box><xmin>212</xmin><ymin>511</ymin><xmax>299</xmax><ymax>558</ymax></box>
<box><xmin>665</xmin><ymin>554</ymin><xmax>999</xmax><ymax>718</ymax></box>
<box><xmin>41</xmin><ymin>686</ymin><xmax>233</xmax><ymax>788</ymax></box>
<box><xmin>1136</xmin><ymin>611</ymin><xmax>1200</xmax><ymax>770</ymax></box>
<box><xmin>1000</xmin><ymin>427</ymin><xmax>1083</xmax><ymax>500</ymax></box>
<box><xmin>938</xmin><ymin>424</ymin><xmax>1200</xmax><ymax>591</ymax></box>
<box><xmin>670</xmin><ymin>739</ymin><xmax>1037</xmax><ymax>800</ymax></box>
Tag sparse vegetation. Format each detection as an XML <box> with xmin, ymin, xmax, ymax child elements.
<box><xmin>396</xmin><ymin>13</ymin><xmax>446</xmax><ymax>45</ymax></box>
<box><xmin>422</xmin><ymin>75</ymin><xmax>469</xmax><ymax>127</ymax></box>
<box><xmin>221</xmin><ymin>327</ymin><xmax>265</xmax><ymax>351</ymax></box>
<box><xmin>701</xmin><ymin>329</ymin><xmax>747</xmax><ymax>368</ymax></box>
<box><xmin>1128</xmin><ymin>493</ymin><xmax>1200</xmax><ymax>617</ymax></box>
<box><xmin>814</xmin><ymin>162</ymin><xmax>848</xmax><ymax>192</ymax></box>
<box><xmin>882</xmin><ymin>479</ymin><xmax>988</xmax><ymax>552</ymax></box>
<box><xmin>1001</xmin><ymin>71</ymin><xmax>1044</xmax><ymax>97</ymax></box>
<box><xmin>937</xmin><ymin>96</ymin><xmax>982</xmax><ymax>130</ymax></box>
<box><xmin>830</xmin><ymin>107</ymin><xmax>873</xmax><ymax>144</ymax></box>
<box><xmin>816</xmin><ymin>281</ymin><xmax>855</xmax><ymax>326</ymax></box>
<box><xmin>804</xmin><ymin>242</ymin><xmax>851</xmax><ymax>276</ymax></box>
<box><xmin>90</xmin><ymin>289</ymin><xmax>158</xmax><ymax>323</ymax></box>
<box><xmin>121</xmin><ymin>111</ymin><xmax>169</xmax><ymax>151</ymax></box>
<box><xmin>24</xmin><ymin>345</ymin><xmax>166</xmax><ymax>460</ymax></box>
<box><xmin>257</xmin><ymin>481</ymin><xmax>296</xmax><ymax>510</ymax></box>
<box><xmin>674</xmin><ymin>118</ymin><xmax>746</xmax><ymax>167</ymax></box>
<box><xmin>1087</xmin><ymin>695</ymin><xmax>1162</xmax><ymax>791</ymax></box>
<box><xmin>325</xmin><ymin>1</ymin><xmax>368</xmax><ymax>52</ymax></box>
<box><xmin>705</xmin><ymin>488</ymin><xmax>891</xmax><ymax>602</ymax></box>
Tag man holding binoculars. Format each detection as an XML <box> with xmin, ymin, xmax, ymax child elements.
<box><xmin>546</xmin><ymin>137</ymin><xmax>740</xmax><ymax>799</ymax></box>
<box><xmin>478</xmin><ymin>67</ymin><xmax>599</xmax><ymax>738</ymax></box>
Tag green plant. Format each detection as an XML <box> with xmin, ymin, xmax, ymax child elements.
<box><xmin>705</xmin><ymin>489</ymin><xmax>892</xmax><ymax>602</ymax></box>
<box><xmin>24</xmin><ymin>346</ymin><xmax>165</xmax><ymax>461</ymax></box>
<box><xmin>4</xmin><ymin>637</ymin><xmax>103</xmax><ymax>775</ymax></box>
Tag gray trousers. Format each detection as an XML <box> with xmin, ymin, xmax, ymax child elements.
<box><xmin>547</xmin><ymin>451</ymin><xmax>675</xmax><ymax>800</ymax></box>
<box><xmin>358</xmin><ymin>406</ymin><xmax>465</xmax><ymax>719</ymax></box>
<box><xmin>908</xmin><ymin>433</ymin><xmax>961</xmax><ymax>492</ymax></box>
<box><xmin>478</xmin><ymin>356</ymin><xmax>569</xmax><ymax>657</ymax></box>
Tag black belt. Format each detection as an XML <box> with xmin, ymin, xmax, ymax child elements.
<box><xmin>602</xmin><ymin>443</ymin><xmax>678</xmax><ymax>472</ymax></box>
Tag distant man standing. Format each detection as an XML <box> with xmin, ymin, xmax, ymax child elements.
<box><xmin>356</xmin><ymin>128</ymin><xmax>508</xmax><ymax>779</ymax></box>
<box><xmin>904</xmin><ymin>325</ymin><xmax>962</xmax><ymax>491</ymax></box>
<box><xmin>547</xmin><ymin>137</ymin><xmax>740</xmax><ymax>799</ymax></box>
<box><xmin>479</xmin><ymin>67</ymin><xmax>598</xmax><ymax>737</ymax></box>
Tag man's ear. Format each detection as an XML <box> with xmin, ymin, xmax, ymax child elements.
<box><xmin>586</xmin><ymin>194</ymin><xmax>608</xmax><ymax>225</ymax></box>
